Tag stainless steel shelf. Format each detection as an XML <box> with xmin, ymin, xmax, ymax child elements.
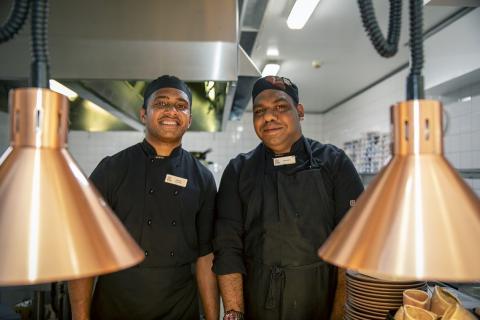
<box><xmin>359</xmin><ymin>168</ymin><xmax>480</xmax><ymax>185</ymax></box>
<box><xmin>459</xmin><ymin>169</ymin><xmax>480</xmax><ymax>180</ymax></box>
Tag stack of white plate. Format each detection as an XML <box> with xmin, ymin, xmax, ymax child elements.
<box><xmin>344</xmin><ymin>270</ymin><xmax>427</xmax><ymax>320</ymax></box>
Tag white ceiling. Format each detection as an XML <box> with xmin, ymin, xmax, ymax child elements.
<box><xmin>250</xmin><ymin>0</ymin><xmax>461</xmax><ymax>113</ymax></box>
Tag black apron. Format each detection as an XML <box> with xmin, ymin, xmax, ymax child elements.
<box><xmin>243</xmin><ymin>142</ymin><xmax>338</xmax><ymax>320</ymax></box>
<box><xmin>90</xmin><ymin>264</ymin><xmax>198</xmax><ymax>320</ymax></box>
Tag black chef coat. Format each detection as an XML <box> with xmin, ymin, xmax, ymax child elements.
<box><xmin>213</xmin><ymin>136</ymin><xmax>364</xmax><ymax>320</ymax></box>
<box><xmin>89</xmin><ymin>139</ymin><xmax>216</xmax><ymax>320</ymax></box>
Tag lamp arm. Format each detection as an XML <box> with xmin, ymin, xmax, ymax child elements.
<box><xmin>0</xmin><ymin>0</ymin><xmax>30</xmax><ymax>43</ymax></box>
<box><xmin>357</xmin><ymin>0</ymin><xmax>402</xmax><ymax>58</ymax></box>
<box><xmin>406</xmin><ymin>0</ymin><xmax>425</xmax><ymax>100</ymax></box>
<box><xmin>30</xmin><ymin>0</ymin><xmax>50</xmax><ymax>88</ymax></box>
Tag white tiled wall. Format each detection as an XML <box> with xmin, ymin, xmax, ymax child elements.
<box><xmin>441</xmin><ymin>82</ymin><xmax>480</xmax><ymax>194</ymax></box>
<box><xmin>320</xmin><ymin>9</ymin><xmax>480</xmax><ymax>196</ymax></box>
<box><xmin>0</xmin><ymin>110</ymin><xmax>323</xmax><ymax>186</ymax></box>
<box><xmin>321</xmin><ymin>79</ymin><xmax>480</xmax><ymax>197</ymax></box>
<box><xmin>68</xmin><ymin>112</ymin><xmax>324</xmax><ymax>186</ymax></box>
<box><xmin>442</xmin><ymin>83</ymin><xmax>480</xmax><ymax>169</ymax></box>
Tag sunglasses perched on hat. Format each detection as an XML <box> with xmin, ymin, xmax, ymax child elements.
<box><xmin>263</xmin><ymin>76</ymin><xmax>294</xmax><ymax>90</ymax></box>
<box><xmin>252</xmin><ymin>76</ymin><xmax>299</xmax><ymax>105</ymax></box>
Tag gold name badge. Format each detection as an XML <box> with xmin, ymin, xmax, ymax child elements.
<box><xmin>273</xmin><ymin>155</ymin><xmax>296</xmax><ymax>166</ymax></box>
<box><xmin>165</xmin><ymin>174</ymin><xmax>188</xmax><ymax>188</ymax></box>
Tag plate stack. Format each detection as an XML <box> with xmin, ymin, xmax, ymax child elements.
<box><xmin>345</xmin><ymin>271</ymin><xmax>427</xmax><ymax>320</ymax></box>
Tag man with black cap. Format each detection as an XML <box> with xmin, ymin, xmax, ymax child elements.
<box><xmin>68</xmin><ymin>75</ymin><xmax>219</xmax><ymax>320</ymax></box>
<box><xmin>213</xmin><ymin>76</ymin><xmax>364</xmax><ymax>320</ymax></box>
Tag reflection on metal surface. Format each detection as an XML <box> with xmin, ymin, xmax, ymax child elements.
<box><xmin>77</xmin><ymin>80</ymin><xmax>230</xmax><ymax>132</ymax></box>
<box><xmin>0</xmin><ymin>88</ymin><xmax>144</xmax><ymax>285</ymax></box>
<box><xmin>1</xmin><ymin>80</ymin><xmax>235</xmax><ymax>132</ymax></box>
<box><xmin>318</xmin><ymin>100</ymin><xmax>480</xmax><ymax>281</ymax></box>
<box><xmin>69</xmin><ymin>99</ymin><xmax>135</xmax><ymax>131</ymax></box>
<box><xmin>189</xmin><ymin>82</ymin><xmax>228</xmax><ymax>132</ymax></box>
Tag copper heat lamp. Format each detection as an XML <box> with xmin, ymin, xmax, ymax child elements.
<box><xmin>318</xmin><ymin>0</ymin><xmax>480</xmax><ymax>280</ymax></box>
<box><xmin>0</xmin><ymin>0</ymin><xmax>144</xmax><ymax>285</ymax></box>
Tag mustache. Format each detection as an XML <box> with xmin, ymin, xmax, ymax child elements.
<box><xmin>261</xmin><ymin>120</ymin><xmax>282</xmax><ymax>130</ymax></box>
<box><xmin>158</xmin><ymin>115</ymin><xmax>179</xmax><ymax>121</ymax></box>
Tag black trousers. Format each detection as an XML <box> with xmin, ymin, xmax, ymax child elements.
<box><xmin>91</xmin><ymin>265</ymin><xmax>198</xmax><ymax>320</ymax></box>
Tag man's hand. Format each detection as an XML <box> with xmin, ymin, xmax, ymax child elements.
<box><xmin>218</xmin><ymin>273</ymin><xmax>244</xmax><ymax>314</ymax></box>
<box><xmin>68</xmin><ymin>277</ymin><xmax>94</xmax><ymax>320</ymax></box>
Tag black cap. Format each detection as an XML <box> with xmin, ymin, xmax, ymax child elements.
<box><xmin>143</xmin><ymin>75</ymin><xmax>192</xmax><ymax>109</ymax></box>
<box><xmin>252</xmin><ymin>76</ymin><xmax>299</xmax><ymax>105</ymax></box>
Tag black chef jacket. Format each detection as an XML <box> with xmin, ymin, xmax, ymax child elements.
<box><xmin>89</xmin><ymin>139</ymin><xmax>216</xmax><ymax>320</ymax></box>
<box><xmin>213</xmin><ymin>136</ymin><xmax>364</xmax><ymax>320</ymax></box>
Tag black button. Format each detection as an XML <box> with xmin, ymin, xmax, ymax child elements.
<box><xmin>173</xmin><ymin>190</ymin><xmax>179</xmax><ymax>196</ymax></box>
<box><xmin>147</xmin><ymin>219</ymin><xmax>152</xmax><ymax>225</ymax></box>
<box><xmin>149</xmin><ymin>188</ymin><xmax>154</xmax><ymax>194</ymax></box>
<box><xmin>171</xmin><ymin>220</ymin><xmax>176</xmax><ymax>226</ymax></box>
<box><xmin>150</xmin><ymin>158</ymin><xmax>155</xmax><ymax>163</ymax></box>
<box><xmin>295</xmin><ymin>213</ymin><xmax>301</xmax><ymax>218</ymax></box>
<box><xmin>144</xmin><ymin>250</ymin><xmax>149</xmax><ymax>256</ymax></box>
<box><xmin>169</xmin><ymin>251</ymin><xmax>174</xmax><ymax>257</ymax></box>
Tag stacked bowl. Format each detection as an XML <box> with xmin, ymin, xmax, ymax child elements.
<box><xmin>345</xmin><ymin>270</ymin><xmax>427</xmax><ymax>320</ymax></box>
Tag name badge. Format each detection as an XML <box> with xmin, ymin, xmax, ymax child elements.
<box><xmin>273</xmin><ymin>155</ymin><xmax>296</xmax><ymax>166</ymax></box>
<box><xmin>165</xmin><ymin>174</ymin><xmax>188</xmax><ymax>188</ymax></box>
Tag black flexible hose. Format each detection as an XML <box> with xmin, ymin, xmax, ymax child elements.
<box><xmin>0</xmin><ymin>0</ymin><xmax>31</xmax><ymax>43</ymax></box>
<box><xmin>30</xmin><ymin>0</ymin><xmax>50</xmax><ymax>88</ymax></box>
<box><xmin>357</xmin><ymin>0</ymin><xmax>402</xmax><ymax>57</ymax></box>
<box><xmin>406</xmin><ymin>0</ymin><xmax>424</xmax><ymax>99</ymax></box>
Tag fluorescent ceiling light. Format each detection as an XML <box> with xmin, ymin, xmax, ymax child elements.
<box><xmin>266</xmin><ymin>47</ymin><xmax>279</xmax><ymax>57</ymax></box>
<box><xmin>49</xmin><ymin>79</ymin><xmax>78</xmax><ymax>100</ymax></box>
<box><xmin>261</xmin><ymin>63</ymin><xmax>281</xmax><ymax>77</ymax></box>
<box><xmin>287</xmin><ymin>0</ymin><xmax>321</xmax><ymax>30</ymax></box>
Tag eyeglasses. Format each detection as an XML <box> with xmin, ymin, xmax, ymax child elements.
<box><xmin>253</xmin><ymin>104</ymin><xmax>291</xmax><ymax>118</ymax></box>
<box><xmin>150</xmin><ymin>100</ymin><xmax>190</xmax><ymax>114</ymax></box>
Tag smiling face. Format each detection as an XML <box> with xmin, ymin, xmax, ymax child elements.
<box><xmin>252</xmin><ymin>89</ymin><xmax>304</xmax><ymax>154</ymax></box>
<box><xmin>140</xmin><ymin>87</ymin><xmax>192</xmax><ymax>146</ymax></box>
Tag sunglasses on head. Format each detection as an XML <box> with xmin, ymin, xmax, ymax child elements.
<box><xmin>264</xmin><ymin>76</ymin><xmax>294</xmax><ymax>90</ymax></box>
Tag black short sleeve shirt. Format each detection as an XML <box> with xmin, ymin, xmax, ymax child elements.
<box><xmin>90</xmin><ymin>139</ymin><xmax>216</xmax><ymax>267</ymax></box>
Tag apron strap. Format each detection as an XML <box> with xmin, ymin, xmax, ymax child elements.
<box><xmin>264</xmin><ymin>265</ymin><xmax>285</xmax><ymax>310</ymax></box>
<box><xmin>261</xmin><ymin>260</ymin><xmax>327</xmax><ymax>310</ymax></box>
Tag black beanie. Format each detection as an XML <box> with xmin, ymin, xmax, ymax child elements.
<box><xmin>143</xmin><ymin>75</ymin><xmax>192</xmax><ymax>108</ymax></box>
<box><xmin>252</xmin><ymin>76</ymin><xmax>299</xmax><ymax>105</ymax></box>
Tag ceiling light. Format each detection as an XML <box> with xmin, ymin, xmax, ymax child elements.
<box><xmin>312</xmin><ymin>60</ymin><xmax>322</xmax><ymax>69</ymax></box>
<box><xmin>49</xmin><ymin>79</ymin><xmax>78</xmax><ymax>100</ymax></box>
<box><xmin>287</xmin><ymin>0</ymin><xmax>321</xmax><ymax>30</ymax></box>
<box><xmin>266</xmin><ymin>47</ymin><xmax>279</xmax><ymax>57</ymax></box>
<box><xmin>261</xmin><ymin>63</ymin><xmax>281</xmax><ymax>77</ymax></box>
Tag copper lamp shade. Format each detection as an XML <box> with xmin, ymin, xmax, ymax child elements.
<box><xmin>318</xmin><ymin>100</ymin><xmax>480</xmax><ymax>281</ymax></box>
<box><xmin>0</xmin><ymin>88</ymin><xmax>144</xmax><ymax>285</ymax></box>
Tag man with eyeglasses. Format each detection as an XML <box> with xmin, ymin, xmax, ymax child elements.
<box><xmin>68</xmin><ymin>75</ymin><xmax>219</xmax><ymax>320</ymax></box>
<box><xmin>213</xmin><ymin>76</ymin><xmax>364</xmax><ymax>320</ymax></box>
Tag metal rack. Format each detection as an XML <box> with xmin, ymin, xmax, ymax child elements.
<box><xmin>359</xmin><ymin>169</ymin><xmax>480</xmax><ymax>186</ymax></box>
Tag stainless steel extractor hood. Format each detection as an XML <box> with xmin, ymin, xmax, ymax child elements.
<box><xmin>0</xmin><ymin>0</ymin><xmax>261</xmax><ymax>131</ymax></box>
